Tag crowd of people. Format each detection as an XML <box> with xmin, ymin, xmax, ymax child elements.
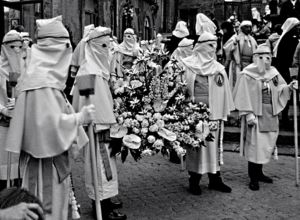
<box><xmin>0</xmin><ymin>3</ymin><xmax>299</xmax><ymax>220</ymax></box>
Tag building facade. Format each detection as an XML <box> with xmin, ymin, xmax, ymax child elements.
<box><xmin>1</xmin><ymin>0</ymin><xmax>274</xmax><ymax>45</ymax></box>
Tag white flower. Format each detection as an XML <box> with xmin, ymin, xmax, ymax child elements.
<box><xmin>141</xmin><ymin>128</ymin><xmax>148</xmax><ymax>136</ymax></box>
<box><xmin>123</xmin><ymin>118</ymin><xmax>132</xmax><ymax>127</ymax></box>
<box><xmin>147</xmin><ymin>135</ymin><xmax>156</xmax><ymax>144</ymax></box>
<box><xmin>133</xmin><ymin>127</ymin><xmax>140</xmax><ymax>134</ymax></box>
<box><xmin>196</xmin><ymin>121</ymin><xmax>203</xmax><ymax>133</ymax></box>
<box><xmin>156</xmin><ymin>120</ymin><xmax>165</xmax><ymax>129</ymax></box>
<box><xmin>135</xmin><ymin>114</ymin><xmax>145</xmax><ymax>122</ymax></box>
<box><xmin>153</xmin><ymin>113</ymin><xmax>162</xmax><ymax>120</ymax></box>
<box><xmin>141</xmin><ymin>149</ymin><xmax>153</xmax><ymax>156</ymax></box>
<box><xmin>141</xmin><ymin>119</ymin><xmax>149</xmax><ymax>128</ymax></box>
<box><xmin>117</xmin><ymin>116</ymin><xmax>124</xmax><ymax>124</ymax></box>
<box><xmin>149</xmin><ymin>124</ymin><xmax>159</xmax><ymax>132</ymax></box>
<box><xmin>130</xmin><ymin>98</ymin><xmax>140</xmax><ymax>108</ymax></box>
<box><xmin>153</xmin><ymin>139</ymin><xmax>164</xmax><ymax>150</ymax></box>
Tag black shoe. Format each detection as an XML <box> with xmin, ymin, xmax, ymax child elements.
<box><xmin>258</xmin><ymin>174</ymin><xmax>273</xmax><ymax>183</ymax></box>
<box><xmin>109</xmin><ymin>199</ymin><xmax>123</xmax><ymax>209</ymax></box>
<box><xmin>188</xmin><ymin>183</ymin><xmax>202</xmax><ymax>195</ymax></box>
<box><xmin>249</xmin><ymin>181</ymin><xmax>259</xmax><ymax>191</ymax></box>
<box><xmin>105</xmin><ymin>210</ymin><xmax>127</xmax><ymax>220</ymax></box>
<box><xmin>188</xmin><ymin>174</ymin><xmax>202</xmax><ymax>195</ymax></box>
<box><xmin>208</xmin><ymin>181</ymin><xmax>232</xmax><ymax>193</ymax></box>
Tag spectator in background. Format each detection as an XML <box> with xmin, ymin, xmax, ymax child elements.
<box><xmin>273</xmin><ymin>17</ymin><xmax>300</xmax><ymax>126</ymax></box>
<box><xmin>266</xmin><ymin>23</ymin><xmax>282</xmax><ymax>63</ymax></box>
<box><xmin>280</xmin><ymin>0</ymin><xmax>300</xmax><ymax>23</ymax></box>
<box><xmin>221</xmin><ymin>21</ymin><xmax>235</xmax><ymax>45</ymax></box>
<box><xmin>207</xmin><ymin>12</ymin><xmax>220</xmax><ymax>32</ymax></box>
<box><xmin>11</xmin><ymin>25</ymin><xmax>24</xmax><ymax>33</ymax></box>
<box><xmin>165</xmin><ymin>21</ymin><xmax>189</xmax><ymax>54</ymax></box>
<box><xmin>252</xmin><ymin>7</ymin><xmax>262</xmax><ymax>35</ymax></box>
<box><xmin>223</xmin><ymin>20</ymin><xmax>257</xmax><ymax>90</ymax></box>
<box><xmin>255</xmin><ymin>15</ymin><xmax>272</xmax><ymax>40</ymax></box>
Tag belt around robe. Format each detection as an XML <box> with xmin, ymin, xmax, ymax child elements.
<box><xmin>27</xmin><ymin>151</ymin><xmax>71</xmax><ymax>214</ymax></box>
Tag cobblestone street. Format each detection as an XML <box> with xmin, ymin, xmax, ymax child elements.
<box><xmin>71</xmin><ymin>143</ymin><xmax>300</xmax><ymax>220</ymax></box>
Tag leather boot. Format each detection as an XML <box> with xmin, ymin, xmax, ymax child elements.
<box><xmin>188</xmin><ymin>171</ymin><xmax>202</xmax><ymax>195</ymax></box>
<box><xmin>257</xmin><ymin>164</ymin><xmax>273</xmax><ymax>183</ymax></box>
<box><xmin>92</xmin><ymin>199</ymin><xmax>127</xmax><ymax>220</ymax></box>
<box><xmin>248</xmin><ymin>162</ymin><xmax>259</xmax><ymax>191</ymax></box>
<box><xmin>208</xmin><ymin>171</ymin><xmax>232</xmax><ymax>193</ymax></box>
<box><xmin>108</xmin><ymin>198</ymin><xmax>123</xmax><ymax>209</ymax></box>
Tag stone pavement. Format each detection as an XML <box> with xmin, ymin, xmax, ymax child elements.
<box><xmin>70</xmin><ymin>149</ymin><xmax>300</xmax><ymax>220</ymax></box>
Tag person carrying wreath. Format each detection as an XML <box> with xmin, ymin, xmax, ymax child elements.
<box><xmin>181</xmin><ymin>31</ymin><xmax>235</xmax><ymax>195</ymax></box>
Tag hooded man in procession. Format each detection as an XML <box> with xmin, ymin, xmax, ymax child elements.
<box><xmin>4</xmin><ymin>16</ymin><xmax>95</xmax><ymax>220</ymax></box>
<box><xmin>0</xmin><ymin>30</ymin><xmax>25</xmax><ymax>191</ymax></box>
<box><xmin>233</xmin><ymin>44</ymin><xmax>298</xmax><ymax>191</ymax></box>
<box><xmin>165</xmin><ymin>21</ymin><xmax>190</xmax><ymax>54</ymax></box>
<box><xmin>181</xmin><ymin>32</ymin><xmax>235</xmax><ymax>195</ymax></box>
<box><xmin>71</xmin><ymin>26</ymin><xmax>127</xmax><ymax>220</ymax></box>
<box><xmin>110</xmin><ymin>28</ymin><xmax>140</xmax><ymax>81</ymax></box>
<box><xmin>170</xmin><ymin>38</ymin><xmax>194</xmax><ymax>65</ymax></box>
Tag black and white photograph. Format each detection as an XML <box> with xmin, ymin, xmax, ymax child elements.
<box><xmin>0</xmin><ymin>0</ymin><xmax>299</xmax><ymax>219</ymax></box>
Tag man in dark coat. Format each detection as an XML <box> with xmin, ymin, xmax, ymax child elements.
<box><xmin>280</xmin><ymin>0</ymin><xmax>300</xmax><ymax>23</ymax></box>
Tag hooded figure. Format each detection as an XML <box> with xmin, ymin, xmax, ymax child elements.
<box><xmin>71</xmin><ymin>26</ymin><xmax>126</xmax><ymax>220</ymax></box>
<box><xmin>233</xmin><ymin>44</ymin><xmax>297</xmax><ymax>191</ymax></box>
<box><xmin>273</xmin><ymin>17</ymin><xmax>300</xmax><ymax>125</ymax></box>
<box><xmin>195</xmin><ymin>13</ymin><xmax>217</xmax><ymax>36</ymax></box>
<box><xmin>181</xmin><ymin>32</ymin><xmax>235</xmax><ymax>195</ymax></box>
<box><xmin>223</xmin><ymin>20</ymin><xmax>257</xmax><ymax>90</ymax></box>
<box><xmin>0</xmin><ymin>30</ymin><xmax>24</xmax><ymax>190</ymax></box>
<box><xmin>152</xmin><ymin>33</ymin><xmax>165</xmax><ymax>52</ymax></box>
<box><xmin>165</xmin><ymin>21</ymin><xmax>189</xmax><ymax>54</ymax></box>
<box><xmin>170</xmin><ymin>38</ymin><xmax>193</xmax><ymax>64</ymax></box>
<box><xmin>5</xmin><ymin>16</ymin><xmax>94</xmax><ymax>220</ymax></box>
<box><xmin>110</xmin><ymin>28</ymin><xmax>139</xmax><ymax>80</ymax></box>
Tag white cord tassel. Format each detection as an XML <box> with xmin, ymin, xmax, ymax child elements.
<box><xmin>69</xmin><ymin>175</ymin><xmax>81</xmax><ymax>220</ymax></box>
<box><xmin>219</xmin><ymin>121</ymin><xmax>224</xmax><ymax>165</ymax></box>
<box><xmin>273</xmin><ymin>145</ymin><xmax>278</xmax><ymax>160</ymax></box>
<box><xmin>70</xmin><ymin>190</ymin><xmax>81</xmax><ymax>219</ymax></box>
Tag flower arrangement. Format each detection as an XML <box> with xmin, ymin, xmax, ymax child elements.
<box><xmin>110</xmin><ymin>49</ymin><xmax>215</xmax><ymax>162</ymax></box>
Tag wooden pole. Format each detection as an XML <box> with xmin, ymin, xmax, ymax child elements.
<box><xmin>86</xmin><ymin>102</ymin><xmax>102</xmax><ymax>220</ymax></box>
<box><xmin>76</xmin><ymin>74</ymin><xmax>102</xmax><ymax>220</ymax></box>
<box><xmin>219</xmin><ymin>120</ymin><xmax>224</xmax><ymax>165</ymax></box>
<box><xmin>239</xmin><ymin>116</ymin><xmax>245</xmax><ymax>157</ymax></box>
<box><xmin>6</xmin><ymin>87</ymin><xmax>16</xmax><ymax>188</ymax></box>
<box><xmin>293</xmin><ymin>89</ymin><xmax>299</xmax><ymax>187</ymax></box>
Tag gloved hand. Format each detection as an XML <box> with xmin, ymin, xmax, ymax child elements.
<box><xmin>289</xmin><ymin>80</ymin><xmax>298</xmax><ymax>90</ymax></box>
<box><xmin>77</xmin><ymin>104</ymin><xmax>96</xmax><ymax>125</ymax></box>
<box><xmin>246</xmin><ymin>113</ymin><xmax>257</xmax><ymax>126</ymax></box>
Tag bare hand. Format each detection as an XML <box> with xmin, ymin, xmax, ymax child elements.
<box><xmin>6</xmin><ymin>98</ymin><xmax>15</xmax><ymax>110</ymax></box>
<box><xmin>0</xmin><ymin>202</ymin><xmax>44</xmax><ymax>220</ymax></box>
<box><xmin>1</xmin><ymin>107</ymin><xmax>14</xmax><ymax>118</ymax></box>
<box><xmin>289</xmin><ymin>80</ymin><xmax>298</xmax><ymax>90</ymax></box>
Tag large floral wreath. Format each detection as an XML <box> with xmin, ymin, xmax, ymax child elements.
<box><xmin>110</xmin><ymin>49</ymin><xmax>215</xmax><ymax>162</ymax></box>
